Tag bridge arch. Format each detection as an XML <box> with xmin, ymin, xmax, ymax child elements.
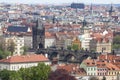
<box><xmin>63</xmin><ymin>53</ymin><xmax>78</xmax><ymax>62</ymax></box>
<box><xmin>78</xmin><ymin>54</ymin><xmax>90</xmax><ymax>63</ymax></box>
<box><xmin>49</xmin><ymin>51</ymin><xmax>59</xmax><ymax>60</ymax></box>
<box><xmin>36</xmin><ymin>50</ymin><xmax>45</xmax><ymax>55</ymax></box>
<box><xmin>77</xmin><ymin>52</ymin><xmax>98</xmax><ymax>64</ymax></box>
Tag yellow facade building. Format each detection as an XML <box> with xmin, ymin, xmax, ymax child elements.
<box><xmin>72</xmin><ymin>37</ymin><xmax>81</xmax><ymax>50</ymax></box>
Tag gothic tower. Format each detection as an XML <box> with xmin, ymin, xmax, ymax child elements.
<box><xmin>32</xmin><ymin>19</ymin><xmax>45</xmax><ymax>50</ymax></box>
<box><xmin>81</xmin><ymin>17</ymin><xmax>88</xmax><ymax>34</ymax></box>
<box><xmin>109</xmin><ymin>4</ymin><xmax>114</xmax><ymax>17</ymax></box>
<box><xmin>90</xmin><ymin>3</ymin><xmax>93</xmax><ymax>14</ymax></box>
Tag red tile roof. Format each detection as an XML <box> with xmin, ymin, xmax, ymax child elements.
<box><xmin>0</xmin><ymin>54</ymin><xmax>49</xmax><ymax>63</ymax></box>
<box><xmin>106</xmin><ymin>63</ymin><xmax>120</xmax><ymax>70</ymax></box>
<box><xmin>57</xmin><ymin>64</ymin><xmax>86</xmax><ymax>75</ymax></box>
<box><xmin>99</xmin><ymin>54</ymin><xmax>116</xmax><ymax>61</ymax></box>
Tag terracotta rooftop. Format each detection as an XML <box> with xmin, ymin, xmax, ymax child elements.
<box><xmin>57</xmin><ymin>64</ymin><xmax>76</xmax><ymax>73</ymax></box>
<box><xmin>99</xmin><ymin>54</ymin><xmax>117</xmax><ymax>61</ymax></box>
<box><xmin>0</xmin><ymin>54</ymin><xmax>49</xmax><ymax>63</ymax></box>
<box><xmin>106</xmin><ymin>63</ymin><xmax>120</xmax><ymax>70</ymax></box>
<box><xmin>57</xmin><ymin>64</ymin><xmax>86</xmax><ymax>75</ymax></box>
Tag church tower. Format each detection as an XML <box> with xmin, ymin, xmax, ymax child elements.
<box><xmin>90</xmin><ymin>3</ymin><xmax>93</xmax><ymax>15</ymax></box>
<box><xmin>32</xmin><ymin>18</ymin><xmax>45</xmax><ymax>50</ymax></box>
<box><xmin>109</xmin><ymin>4</ymin><xmax>114</xmax><ymax>17</ymax></box>
<box><xmin>81</xmin><ymin>17</ymin><xmax>89</xmax><ymax>34</ymax></box>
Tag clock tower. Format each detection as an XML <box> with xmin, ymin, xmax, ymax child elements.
<box><xmin>32</xmin><ymin>19</ymin><xmax>45</xmax><ymax>50</ymax></box>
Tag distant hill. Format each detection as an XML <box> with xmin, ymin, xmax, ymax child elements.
<box><xmin>114</xmin><ymin>4</ymin><xmax>120</xmax><ymax>7</ymax></box>
<box><xmin>93</xmin><ymin>4</ymin><xmax>120</xmax><ymax>7</ymax></box>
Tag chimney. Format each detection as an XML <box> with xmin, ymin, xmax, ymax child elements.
<box><xmin>113</xmin><ymin>60</ymin><xmax>116</xmax><ymax>63</ymax></box>
<box><xmin>6</xmin><ymin>56</ymin><xmax>11</xmax><ymax>59</ymax></box>
<box><xmin>97</xmin><ymin>56</ymin><xmax>100</xmax><ymax>61</ymax></box>
<box><xmin>45</xmin><ymin>53</ymin><xmax>48</xmax><ymax>58</ymax></box>
<box><xmin>105</xmin><ymin>53</ymin><xmax>108</xmax><ymax>60</ymax></box>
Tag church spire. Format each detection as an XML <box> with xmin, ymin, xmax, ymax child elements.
<box><xmin>109</xmin><ymin>3</ymin><xmax>114</xmax><ymax>16</ymax></box>
<box><xmin>81</xmin><ymin>16</ymin><xmax>89</xmax><ymax>34</ymax></box>
<box><xmin>52</xmin><ymin>15</ymin><xmax>56</xmax><ymax>24</ymax></box>
<box><xmin>90</xmin><ymin>3</ymin><xmax>93</xmax><ymax>22</ymax></box>
<box><xmin>90</xmin><ymin>3</ymin><xmax>93</xmax><ymax>11</ymax></box>
<box><xmin>82</xmin><ymin>16</ymin><xmax>87</xmax><ymax>27</ymax></box>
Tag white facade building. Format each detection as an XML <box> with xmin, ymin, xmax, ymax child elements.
<box><xmin>0</xmin><ymin>54</ymin><xmax>50</xmax><ymax>71</ymax></box>
<box><xmin>45</xmin><ymin>38</ymin><xmax>56</xmax><ymax>48</ymax></box>
<box><xmin>79</xmin><ymin>27</ymin><xmax>92</xmax><ymax>50</ymax></box>
<box><xmin>4</xmin><ymin>36</ymin><xmax>24</xmax><ymax>55</ymax></box>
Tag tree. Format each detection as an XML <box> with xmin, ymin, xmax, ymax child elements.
<box><xmin>0</xmin><ymin>37</ymin><xmax>16</xmax><ymax>58</ymax></box>
<box><xmin>21</xmin><ymin>46</ymin><xmax>28</xmax><ymax>55</ymax></box>
<box><xmin>0</xmin><ymin>36</ymin><xmax>6</xmax><ymax>51</ymax></box>
<box><xmin>19</xmin><ymin>63</ymin><xmax>51</xmax><ymax>80</ymax></box>
<box><xmin>89</xmin><ymin>76</ymin><xmax>99</xmax><ymax>80</ymax></box>
<box><xmin>7</xmin><ymin>39</ymin><xmax>16</xmax><ymax>55</ymax></box>
<box><xmin>113</xmin><ymin>35</ymin><xmax>120</xmax><ymax>50</ymax></box>
<box><xmin>0</xmin><ymin>69</ymin><xmax>10</xmax><ymax>80</ymax></box>
<box><xmin>48</xmin><ymin>69</ymin><xmax>77</xmax><ymax>80</ymax></box>
<box><xmin>9</xmin><ymin>71</ymin><xmax>22</xmax><ymax>80</ymax></box>
<box><xmin>32</xmin><ymin>63</ymin><xmax>51</xmax><ymax>80</ymax></box>
<box><xmin>0</xmin><ymin>37</ymin><xmax>11</xmax><ymax>59</ymax></box>
<box><xmin>102</xmin><ymin>76</ymin><xmax>106</xmax><ymax>80</ymax></box>
<box><xmin>19</xmin><ymin>68</ymin><xmax>32</xmax><ymax>80</ymax></box>
<box><xmin>72</xmin><ymin>44</ymin><xmax>79</xmax><ymax>51</ymax></box>
<box><xmin>0</xmin><ymin>50</ymin><xmax>11</xmax><ymax>59</ymax></box>
<box><xmin>0</xmin><ymin>63</ymin><xmax>51</xmax><ymax>80</ymax></box>
<box><xmin>67</xmin><ymin>46</ymin><xmax>71</xmax><ymax>50</ymax></box>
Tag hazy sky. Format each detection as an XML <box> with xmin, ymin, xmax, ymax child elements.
<box><xmin>0</xmin><ymin>0</ymin><xmax>120</xmax><ymax>4</ymax></box>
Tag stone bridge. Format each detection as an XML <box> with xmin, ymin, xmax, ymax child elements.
<box><xmin>36</xmin><ymin>48</ymin><xmax>100</xmax><ymax>64</ymax></box>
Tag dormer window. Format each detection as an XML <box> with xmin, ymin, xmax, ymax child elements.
<box><xmin>92</xmin><ymin>62</ymin><xmax>95</xmax><ymax>64</ymax></box>
<box><xmin>87</xmin><ymin>63</ymin><xmax>89</xmax><ymax>65</ymax></box>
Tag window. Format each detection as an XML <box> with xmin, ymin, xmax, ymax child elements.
<box><xmin>87</xmin><ymin>63</ymin><xmax>89</xmax><ymax>65</ymax></box>
<box><xmin>88</xmin><ymin>68</ymin><xmax>89</xmax><ymax>71</ymax></box>
<box><xmin>92</xmin><ymin>62</ymin><xmax>95</xmax><ymax>64</ymax></box>
<box><xmin>18</xmin><ymin>66</ymin><xmax>19</xmax><ymax>69</ymax></box>
<box><xmin>20</xmin><ymin>44</ymin><xmax>22</xmax><ymax>46</ymax></box>
<box><xmin>94</xmin><ymin>68</ymin><xmax>96</xmax><ymax>70</ymax></box>
<box><xmin>102</xmin><ymin>64</ymin><xmax>105</xmax><ymax>66</ymax></box>
<box><xmin>6</xmin><ymin>66</ymin><xmax>7</xmax><ymax>69</ymax></box>
<box><xmin>112</xmin><ymin>72</ymin><xmax>113</xmax><ymax>75</ymax></box>
<box><xmin>91</xmin><ymin>67</ymin><xmax>93</xmax><ymax>71</ymax></box>
<box><xmin>14</xmin><ymin>66</ymin><xmax>15</xmax><ymax>70</ymax></box>
<box><xmin>88</xmin><ymin>73</ymin><xmax>89</xmax><ymax>75</ymax></box>
<box><xmin>91</xmin><ymin>73</ymin><xmax>93</xmax><ymax>75</ymax></box>
<box><xmin>105</xmin><ymin>73</ymin><xmax>106</xmax><ymax>75</ymax></box>
<box><xmin>103</xmin><ymin>73</ymin><xmax>104</xmax><ymax>75</ymax></box>
<box><xmin>20</xmin><ymin>40</ymin><xmax>22</xmax><ymax>42</ymax></box>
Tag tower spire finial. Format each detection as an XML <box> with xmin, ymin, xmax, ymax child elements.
<box><xmin>83</xmin><ymin>16</ymin><xmax>87</xmax><ymax>27</ymax></box>
<box><xmin>90</xmin><ymin>3</ymin><xmax>92</xmax><ymax>11</ymax></box>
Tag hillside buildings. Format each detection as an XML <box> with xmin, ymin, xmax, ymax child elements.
<box><xmin>0</xmin><ymin>3</ymin><xmax>120</xmax><ymax>80</ymax></box>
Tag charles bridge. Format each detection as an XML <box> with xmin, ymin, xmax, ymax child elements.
<box><xmin>36</xmin><ymin>48</ymin><xmax>99</xmax><ymax>64</ymax></box>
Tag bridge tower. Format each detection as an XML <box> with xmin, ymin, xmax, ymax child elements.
<box><xmin>32</xmin><ymin>18</ymin><xmax>45</xmax><ymax>50</ymax></box>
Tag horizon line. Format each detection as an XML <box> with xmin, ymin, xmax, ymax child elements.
<box><xmin>0</xmin><ymin>2</ymin><xmax>120</xmax><ymax>5</ymax></box>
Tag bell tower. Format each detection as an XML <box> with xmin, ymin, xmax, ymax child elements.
<box><xmin>32</xmin><ymin>18</ymin><xmax>45</xmax><ymax>50</ymax></box>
